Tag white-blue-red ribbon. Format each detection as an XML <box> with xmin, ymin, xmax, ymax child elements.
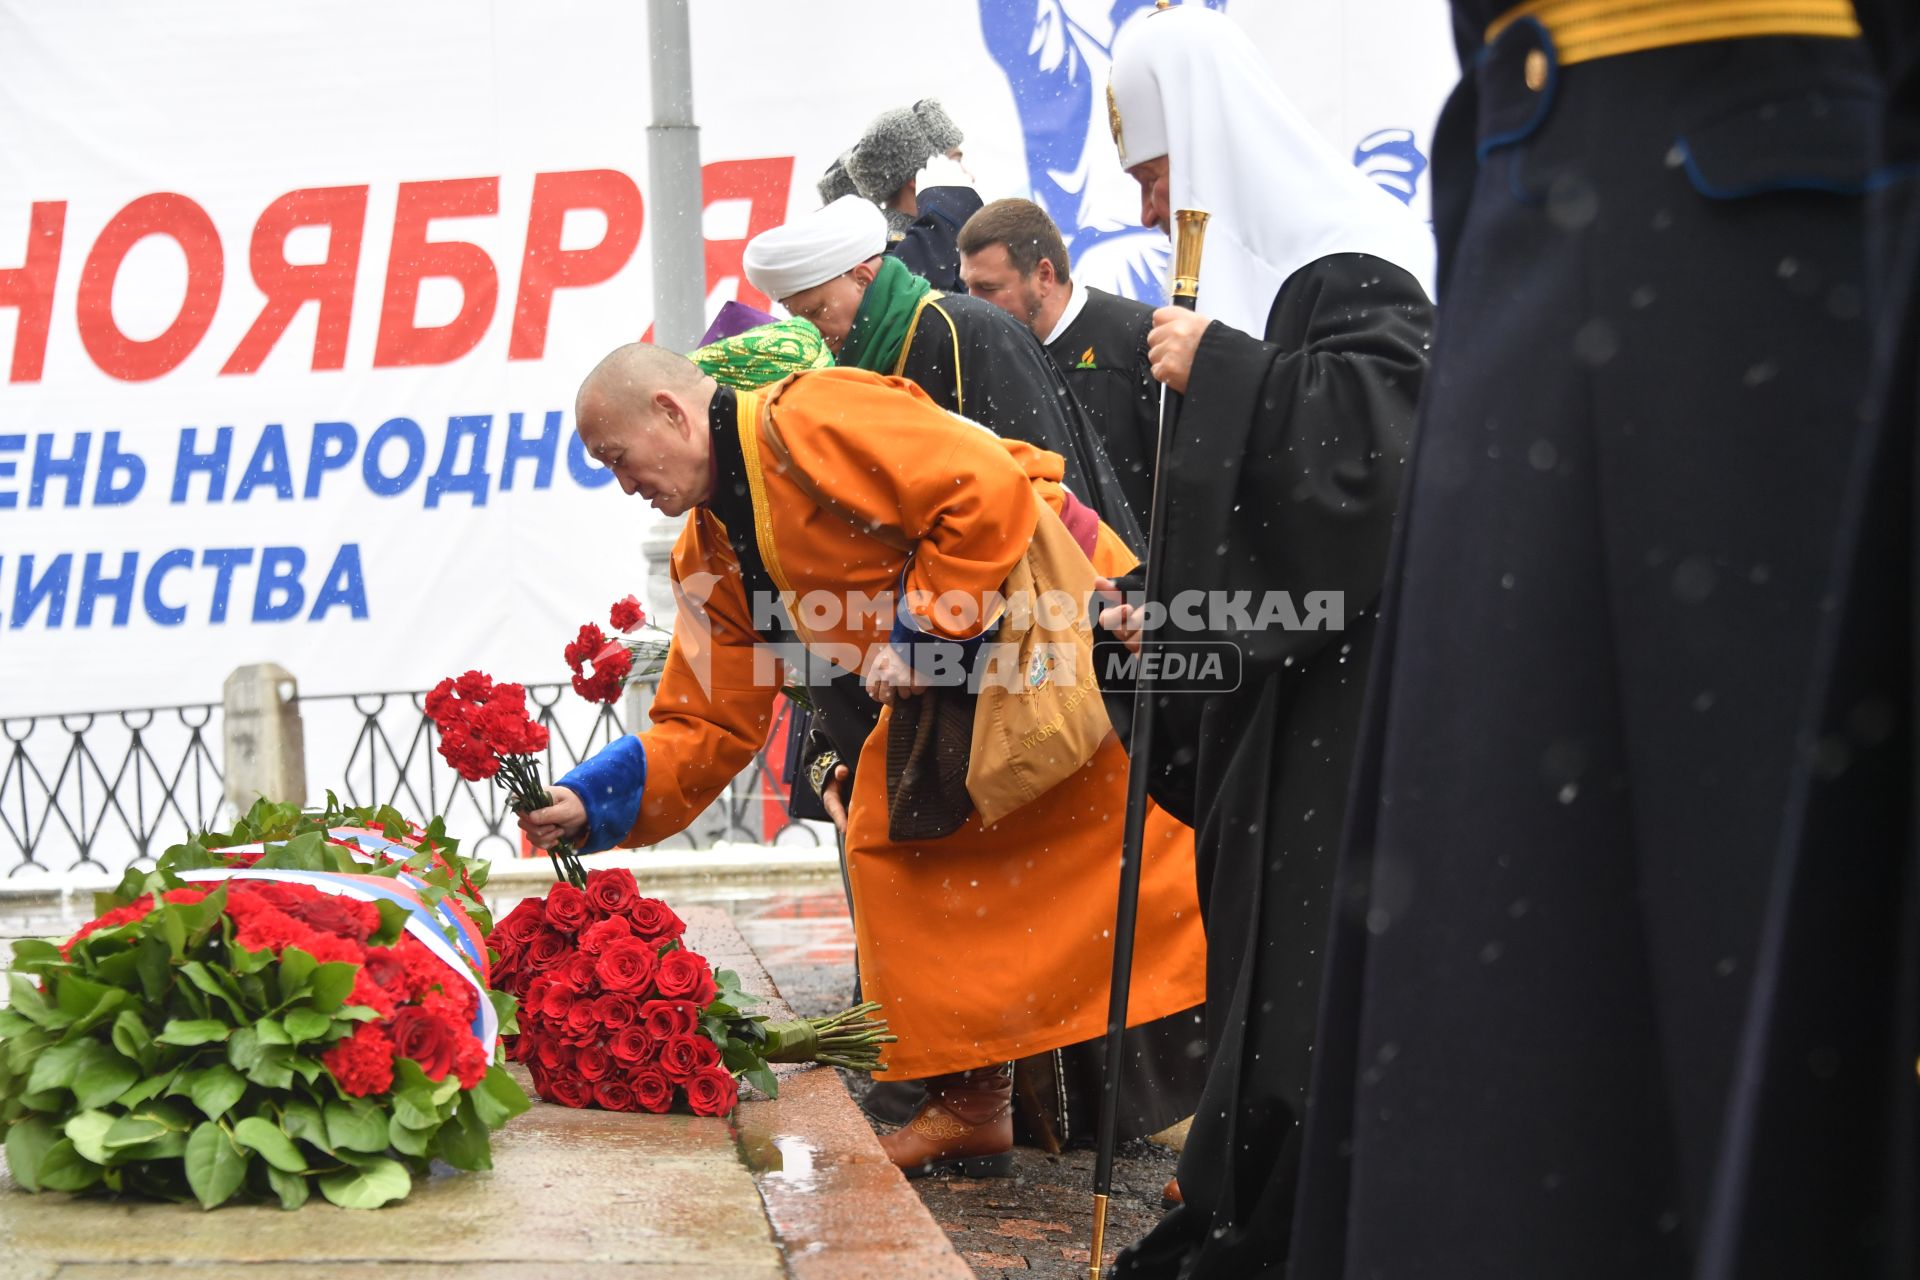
<box><xmin>179</xmin><ymin>868</ymin><xmax>497</xmax><ymax>1052</ymax></box>
<box><xmin>324</xmin><ymin>827</ymin><xmax>416</xmax><ymax>860</ymax></box>
<box><xmin>214</xmin><ymin>831</ymin><xmax>494</xmax><ymax>983</ymax></box>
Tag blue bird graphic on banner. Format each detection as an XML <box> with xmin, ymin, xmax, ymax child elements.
<box><xmin>979</xmin><ymin>1</ymin><xmax>1429</xmax><ymax>303</ymax></box>
<box><xmin>1353</xmin><ymin>127</ymin><xmax>1429</xmax><ymax>205</ymax></box>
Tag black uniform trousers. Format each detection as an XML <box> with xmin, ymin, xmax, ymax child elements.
<box><xmin>1293</xmin><ymin>24</ymin><xmax>1889</xmax><ymax>1280</ymax></box>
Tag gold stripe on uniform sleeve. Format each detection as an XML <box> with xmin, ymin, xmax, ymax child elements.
<box><xmin>1487</xmin><ymin>0</ymin><xmax>1859</xmax><ymax>66</ymax></box>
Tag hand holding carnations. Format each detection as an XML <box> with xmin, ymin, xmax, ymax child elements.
<box><xmin>518</xmin><ymin>786</ymin><xmax>588</xmax><ymax>857</ymax></box>
<box><xmin>427</xmin><ymin>670</ymin><xmax>586</xmax><ymax>888</ymax></box>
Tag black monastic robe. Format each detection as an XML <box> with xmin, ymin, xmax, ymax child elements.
<box><xmin>1108</xmin><ymin>252</ymin><xmax>1432</xmax><ymax>1279</ymax></box>
<box><xmin>1045</xmin><ymin>284</ymin><xmax>1160</xmax><ymax>527</ymax></box>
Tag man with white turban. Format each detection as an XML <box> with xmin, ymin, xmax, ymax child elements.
<box><xmin>743</xmin><ymin>194</ymin><xmax>1144</xmax><ymax>578</ymax></box>
<box><xmin>1094</xmin><ymin>5</ymin><xmax>1436</xmax><ymax>1276</ymax></box>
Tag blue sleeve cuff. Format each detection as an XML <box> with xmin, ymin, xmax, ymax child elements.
<box><xmin>889</xmin><ymin>569</ymin><xmax>996</xmax><ymax>676</ymax></box>
<box><xmin>557</xmin><ymin>735</ymin><xmax>647</xmax><ymax>854</ymax></box>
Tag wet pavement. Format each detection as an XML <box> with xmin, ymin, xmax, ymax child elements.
<box><xmin>727</xmin><ymin>887</ymin><xmax>1185</xmax><ymax>1280</ymax></box>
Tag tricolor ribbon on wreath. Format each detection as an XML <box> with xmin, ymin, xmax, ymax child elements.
<box><xmin>175</xmin><ymin>867</ymin><xmax>496</xmax><ymax>1053</ymax></box>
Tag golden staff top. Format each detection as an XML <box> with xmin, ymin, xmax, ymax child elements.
<box><xmin>1171</xmin><ymin>208</ymin><xmax>1211</xmax><ymax>303</ymax></box>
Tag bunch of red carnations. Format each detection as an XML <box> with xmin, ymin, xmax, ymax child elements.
<box><xmin>565</xmin><ymin>594</ymin><xmax>671</xmax><ymax>706</ymax></box>
<box><xmin>564</xmin><ymin>592</ymin><xmax>809</xmax><ymax>709</ymax></box>
<box><xmin>425</xmin><ymin>669</ymin><xmax>585</xmax><ymax>888</ymax></box>
<box><xmin>2</xmin><ymin>868</ymin><xmax>528</xmax><ymax>1211</ymax></box>
<box><xmin>487</xmin><ymin>868</ymin><xmax>891</xmax><ymax>1115</ymax></box>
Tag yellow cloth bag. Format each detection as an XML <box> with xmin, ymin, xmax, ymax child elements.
<box><xmin>753</xmin><ymin>385</ymin><xmax>1111</xmax><ymax>830</ymax></box>
<box><xmin>965</xmin><ymin>493</ymin><xmax>1113</xmax><ymax>829</ymax></box>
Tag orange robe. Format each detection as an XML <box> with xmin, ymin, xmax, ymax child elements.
<box><xmin>621</xmin><ymin>367</ymin><xmax>1207</xmax><ymax>1079</ymax></box>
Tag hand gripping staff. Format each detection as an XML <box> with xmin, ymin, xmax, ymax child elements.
<box><xmin>1089</xmin><ymin>206</ymin><xmax>1210</xmax><ymax>1278</ymax></box>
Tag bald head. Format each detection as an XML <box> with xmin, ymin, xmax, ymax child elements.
<box><xmin>575</xmin><ymin>343</ymin><xmax>717</xmax><ymax>517</ymax></box>
<box><xmin>578</xmin><ymin>342</ymin><xmax>710</xmax><ymax>418</ymax></box>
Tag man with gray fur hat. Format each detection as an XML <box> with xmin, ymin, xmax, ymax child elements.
<box><xmin>820</xmin><ymin>98</ymin><xmax>983</xmax><ymax>293</ymax></box>
<box><xmin>815</xmin><ymin>152</ymin><xmax>858</xmax><ymax>206</ymax></box>
<box><xmin>845</xmin><ymin>98</ymin><xmax>970</xmax><ymax>233</ymax></box>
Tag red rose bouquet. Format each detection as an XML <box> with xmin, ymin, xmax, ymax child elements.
<box><xmin>425</xmin><ymin>670</ymin><xmax>586</xmax><ymax>888</ymax></box>
<box><xmin>488</xmin><ymin>868</ymin><xmax>891</xmax><ymax>1114</ymax></box>
<box><xmin>565</xmin><ymin>595</ymin><xmax>671</xmax><ymax>706</ymax></box>
<box><xmin>1</xmin><ymin>865</ymin><xmax>529</xmax><ymax>1210</ymax></box>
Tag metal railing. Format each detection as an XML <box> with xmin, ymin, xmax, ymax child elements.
<box><xmin>297</xmin><ymin>683</ymin><xmax>820</xmax><ymax>860</ymax></box>
<box><xmin>1</xmin><ymin>679</ymin><xmax>823</xmax><ymax>881</ymax></box>
<box><xmin>0</xmin><ymin>702</ymin><xmax>225</xmax><ymax>879</ymax></box>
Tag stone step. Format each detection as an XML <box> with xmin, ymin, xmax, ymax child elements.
<box><xmin>0</xmin><ymin>905</ymin><xmax>968</xmax><ymax>1280</ymax></box>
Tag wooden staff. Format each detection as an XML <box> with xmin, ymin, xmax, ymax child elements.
<box><xmin>1090</xmin><ymin>206</ymin><xmax>1210</xmax><ymax>1279</ymax></box>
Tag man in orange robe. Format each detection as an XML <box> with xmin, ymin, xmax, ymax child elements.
<box><xmin>522</xmin><ymin>344</ymin><xmax>1206</xmax><ymax>1175</ymax></box>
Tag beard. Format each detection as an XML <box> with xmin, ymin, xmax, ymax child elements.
<box><xmin>1019</xmin><ymin>286</ymin><xmax>1045</xmax><ymax>329</ymax></box>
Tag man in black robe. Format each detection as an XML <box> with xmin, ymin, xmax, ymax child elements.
<box><xmin>958</xmin><ymin>196</ymin><xmax>1160</xmax><ymax>525</ymax></box>
<box><xmin>1096</xmin><ymin>7</ymin><xmax>1437</xmax><ymax>1274</ymax></box>
<box><xmin>742</xmin><ymin>194</ymin><xmax>1204</xmax><ymax>1153</ymax></box>
<box><xmin>1287</xmin><ymin>5</ymin><xmax>1911</xmax><ymax>1280</ymax></box>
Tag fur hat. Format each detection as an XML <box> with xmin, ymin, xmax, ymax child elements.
<box><xmin>816</xmin><ymin>153</ymin><xmax>858</xmax><ymax>206</ymax></box>
<box><xmin>847</xmin><ymin>99</ymin><xmax>964</xmax><ymax>202</ymax></box>
<box><xmin>912</xmin><ymin>98</ymin><xmax>964</xmax><ymax>155</ymax></box>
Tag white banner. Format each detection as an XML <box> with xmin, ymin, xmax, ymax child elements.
<box><xmin>0</xmin><ymin>0</ymin><xmax>1454</xmax><ymax>717</ymax></box>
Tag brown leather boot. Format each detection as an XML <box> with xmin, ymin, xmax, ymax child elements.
<box><xmin>878</xmin><ymin>1063</ymin><xmax>1014</xmax><ymax>1178</ymax></box>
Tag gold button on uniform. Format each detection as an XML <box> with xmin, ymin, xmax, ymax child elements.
<box><xmin>1525</xmin><ymin>48</ymin><xmax>1549</xmax><ymax>91</ymax></box>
